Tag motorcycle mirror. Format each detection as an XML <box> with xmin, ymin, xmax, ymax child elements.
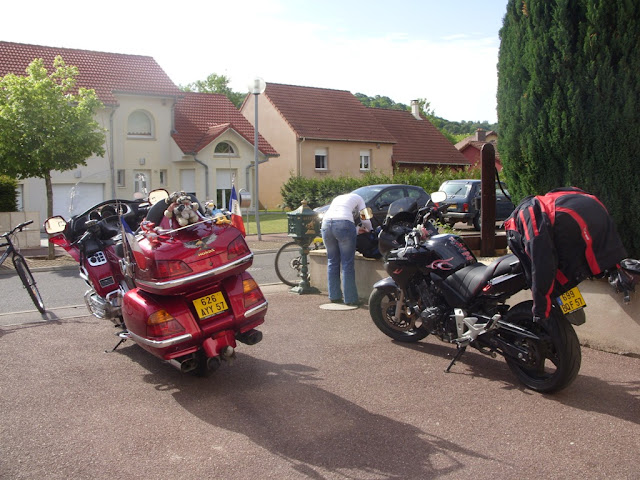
<box><xmin>360</xmin><ymin>207</ymin><xmax>374</xmax><ymax>220</ymax></box>
<box><xmin>44</xmin><ymin>216</ymin><xmax>67</xmax><ymax>234</ymax></box>
<box><xmin>148</xmin><ymin>189</ymin><xmax>170</xmax><ymax>205</ymax></box>
<box><xmin>430</xmin><ymin>191</ymin><xmax>447</xmax><ymax>204</ymax></box>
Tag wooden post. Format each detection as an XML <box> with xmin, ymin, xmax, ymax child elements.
<box><xmin>480</xmin><ymin>143</ymin><xmax>496</xmax><ymax>257</ymax></box>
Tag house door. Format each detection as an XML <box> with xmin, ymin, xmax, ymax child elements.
<box><xmin>216</xmin><ymin>169</ymin><xmax>235</xmax><ymax>210</ymax></box>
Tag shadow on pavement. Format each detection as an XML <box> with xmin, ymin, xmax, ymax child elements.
<box><xmin>116</xmin><ymin>343</ymin><xmax>492</xmax><ymax>478</ymax></box>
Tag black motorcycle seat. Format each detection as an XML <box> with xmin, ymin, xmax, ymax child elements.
<box><xmin>444</xmin><ymin>254</ymin><xmax>520</xmax><ymax>303</ymax></box>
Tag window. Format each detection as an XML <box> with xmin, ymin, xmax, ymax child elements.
<box><xmin>214</xmin><ymin>142</ymin><xmax>236</xmax><ymax>155</ymax></box>
<box><xmin>360</xmin><ymin>149</ymin><xmax>371</xmax><ymax>171</ymax></box>
<box><xmin>134</xmin><ymin>171</ymin><xmax>150</xmax><ymax>194</ymax></box>
<box><xmin>315</xmin><ymin>148</ymin><xmax>328</xmax><ymax>170</ymax></box>
<box><xmin>116</xmin><ymin>169</ymin><xmax>126</xmax><ymax>187</ymax></box>
<box><xmin>127</xmin><ymin>110</ymin><xmax>153</xmax><ymax>137</ymax></box>
<box><xmin>159</xmin><ymin>169</ymin><xmax>168</xmax><ymax>186</ymax></box>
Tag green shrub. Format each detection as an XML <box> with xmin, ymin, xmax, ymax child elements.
<box><xmin>0</xmin><ymin>176</ymin><xmax>18</xmax><ymax>212</ymax></box>
<box><xmin>279</xmin><ymin>166</ymin><xmax>481</xmax><ymax>210</ymax></box>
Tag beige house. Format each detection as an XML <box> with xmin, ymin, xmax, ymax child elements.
<box><xmin>241</xmin><ymin>83</ymin><xmax>396</xmax><ymax>209</ymax></box>
<box><xmin>0</xmin><ymin>41</ymin><xmax>276</xmax><ymax>223</ymax></box>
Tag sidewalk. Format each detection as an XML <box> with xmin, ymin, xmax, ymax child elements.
<box><xmin>0</xmin><ymin>232</ymin><xmax>292</xmax><ymax>274</ymax></box>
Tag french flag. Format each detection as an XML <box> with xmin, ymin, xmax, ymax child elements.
<box><xmin>120</xmin><ymin>216</ymin><xmax>147</xmax><ymax>269</ymax></box>
<box><xmin>228</xmin><ymin>185</ymin><xmax>246</xmax><ymax>237</ymax></box>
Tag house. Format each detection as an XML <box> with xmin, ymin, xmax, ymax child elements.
<box><xmin>0</xmin><ymin>41</ymin><xmax>275</xmax><ymax>222</ymax></box>
<box><xmin>369</xmin><ymin>101</ymin><xmax>470</xmax><ymax>171</ymax></box>
<box><xmin>172</xmin><ymin>92</ymin><xmax>278</xmax><ymax>209</ymax></box>
<box><xmin>455</xmin><ymin>128</ymin><xmax>501</xmax><ymax>171</ymax></box>
<box><xmin>241</xmin><ymin>83</ymin><xmax>396</xmax><ymax>209</ymax></box>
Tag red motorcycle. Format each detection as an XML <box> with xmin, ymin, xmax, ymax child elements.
<box><xmin>44</xmin><ymin>189</ymin><xmax>267</xmax><ymax>376</ymax></box>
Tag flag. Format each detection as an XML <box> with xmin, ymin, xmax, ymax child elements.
<box><xmin>121</xmin><ymin>216</ymin><xmax>147</xmax><ymax>269</ymax></box>
<box><xmin>228</xmin><ymin>185</ymin><xmax>246</xmax><ymax>237</ymax></box>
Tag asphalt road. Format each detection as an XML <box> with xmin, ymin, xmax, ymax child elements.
<box><xmin>1</xmin><ymin>284</ymin><xmax>639</xmax><ymax>479</ymax></box>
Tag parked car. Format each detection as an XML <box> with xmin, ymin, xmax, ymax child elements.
<box><xmin>314</xmin><ymin>184</ymin><xmax>430</xmax><ymax>229</ymax></box>
<box><xmin>438</xmin><ymin>179</ymin><xmax>515</xmax><ymax>231</ymax></box>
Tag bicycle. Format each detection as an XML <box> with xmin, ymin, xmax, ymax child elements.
<box><xmin>0</xmin><ymin>220</ymin><xmax>46</xmax><ymax>313</ymax></box>
<box><xmin>274</xmin><ymin>236</ymin><xmax>325</xmax><ymax>287</ymax></box>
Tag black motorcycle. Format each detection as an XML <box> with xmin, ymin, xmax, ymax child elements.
<box><xmin>368</xmin><ymin>192</ymin><xmax>582</xmax><ymax>393</ymax></box>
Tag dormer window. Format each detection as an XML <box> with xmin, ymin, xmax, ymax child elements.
<box><xmin>214</xmin><ymin>141</ymin><xmax>237</xmax><ymax>155</ymax></box>
<box><xmin>127</xmin><ymin>110</ymin><xmax>154</xmax><ymax>137</ymax></box>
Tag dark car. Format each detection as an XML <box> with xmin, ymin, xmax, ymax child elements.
<box><xmin>438</xmin><ymin>179</ymin><xmax>515</xmax><ymax>231</ymax></box>
<box><xmin>314</xmin><ymin>184</ymin><xmax>430</xmax><ymax>229</ymax></box>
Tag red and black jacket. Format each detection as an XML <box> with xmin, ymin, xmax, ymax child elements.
<box><xmin>505</xmin><ymin>187</ymin><xmax>626</xmax><ymax>319</ymax></box>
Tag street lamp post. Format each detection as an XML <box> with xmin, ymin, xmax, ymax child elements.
<box><xmin>248</xmin><ymin>77</ymin><xmax>266</xmax><ymax>241</ymax></box>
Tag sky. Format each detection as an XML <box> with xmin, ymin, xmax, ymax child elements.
<box><xmin>3</xmin><ymin>0</ymin><xmax>509</xmax><ymax>123</ymax></box>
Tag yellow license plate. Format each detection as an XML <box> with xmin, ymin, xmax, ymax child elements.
<box><xmin>557</xmin><ymin>287</ymin><xmax>586</xmax><ymax>315</ymax></box>
<box><xmin>447</xmin><ymin>204</ymin><xmax>457</xmax><ymax>210</ymax></box>
<box><xmin>193</xmin><ymin>291</ymin><xmax>228</xmax><ymax>320</ymax></box>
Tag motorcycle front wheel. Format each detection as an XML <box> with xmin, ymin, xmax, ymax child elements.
<box><xmin>501</xmin><ymin>301</ymin><xmax>581</xmax><ymax>393</ymax></box>
<box><xmin>369</xmin><ymin>287</ymin><xmax>429</xmax><ymax>342</ymax></box>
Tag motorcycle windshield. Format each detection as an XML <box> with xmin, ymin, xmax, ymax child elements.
<box><xmin>386</xmin><ymin>197</ymin><xmax>418</xmax><ymax>219</ymax></box>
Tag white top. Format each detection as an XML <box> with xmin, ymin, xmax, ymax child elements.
<box><xmin>323</xmin><ymin>193</ymin><xmax>372</xmax><ymax>231</ymax></box>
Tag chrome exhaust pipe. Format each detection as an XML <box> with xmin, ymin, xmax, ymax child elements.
<box><xmin>168</xmin><ymin>356</ymin><xmax>197</xmax><ymax>373</ymax></box>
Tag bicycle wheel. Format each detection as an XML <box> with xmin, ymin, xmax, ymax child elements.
<box><xmin>274</xmin><ymin>242</ymin><xmax>304</xmax><ymax>287</ymax></box>
<box><xmin>13</xmin><ymin>255</ymin><xmax>46</xmax><ymax>313</ymax></box>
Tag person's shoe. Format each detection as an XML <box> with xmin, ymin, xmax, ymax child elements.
<box><xmin>346</xmin><ymin>300</ymin><xmax>363</xmax><ymax>307</ymax></box>
<box><xmin>330</xmin><ymin>298</ymin><xmax>343</xmax><ymax>304</ymax></box>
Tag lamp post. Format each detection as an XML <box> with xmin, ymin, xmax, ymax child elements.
<box><xmin>248</xmin><ymin>77</ymin><xmax>266</xmax><ymax>240</ymax></box>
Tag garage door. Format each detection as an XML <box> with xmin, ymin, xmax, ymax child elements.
<box><xmin>53</xmin><ymin>184</ymin><xmax>104</xmax><ymax>219</ymax></box>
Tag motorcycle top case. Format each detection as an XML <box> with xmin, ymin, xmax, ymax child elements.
<box><xmin>132</xmin><ymin>221</ymin><xmax>253</xmax><ymax>295</ymax></box>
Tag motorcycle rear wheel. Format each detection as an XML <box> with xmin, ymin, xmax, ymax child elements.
<box><xmin>369</xmin><ymin>287</ymin><xmax>429</xmax><ymax>342</ymax></box>
<box><xmin>502</xmin><ymin>301</ymin><xmax>581</xmax><ymax>393</ymax></box>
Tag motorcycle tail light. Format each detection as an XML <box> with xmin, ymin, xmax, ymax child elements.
<box><xmin>463</xmin><ymin>203</ymin><xmax>469</xmax><ymax>212</ymax></box>
<box><xmin>228</xmin><ymin>235</ymin><xmax>250</xmax><ymax>260</ymax></box>
<box><xmin>242</xmin><ymin>274</ymin><xmax>264</xmax><ymax>308</ymax></box>
<box><xmin>154</xmin><ymin>260</ymin><xmax>192</xmax><ymax>279</ymax></box>
<box><xmin>147</xmin><ymin>309</ymin><xmax>185</xmax><ymax>338</ymax></box>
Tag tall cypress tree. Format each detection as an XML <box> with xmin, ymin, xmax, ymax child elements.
<box><xmin>498</xmin><ymin>0</ymin><xmax>640</xmax><ymax>257</ymax></box>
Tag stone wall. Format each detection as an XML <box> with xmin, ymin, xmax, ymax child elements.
<box><xmin>0</xmin><ymin>212</ymin><xmax>41</xmax><ymax>248</ymax></box>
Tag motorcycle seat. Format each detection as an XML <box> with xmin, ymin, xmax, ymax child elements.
<box><xmin>444</xmin><ymin>254</ymin><xmax>520</xmax><ymax>303</ymax></box>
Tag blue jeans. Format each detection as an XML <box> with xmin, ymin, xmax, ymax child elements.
<box><xmin>321</xmin><ymin>219</ymin><xmax>358</xmax><ymax>304</ymax></box>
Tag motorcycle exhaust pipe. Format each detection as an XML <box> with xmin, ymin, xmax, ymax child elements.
<box><xmin>236</xmin><ymin>329</ymin><xmax>263</xmax><ymax>345</ymax></box>
<box><xmin>168</xmin><ymin>356</ymin><xmax>197</xmax><ymax>373</ymax></box>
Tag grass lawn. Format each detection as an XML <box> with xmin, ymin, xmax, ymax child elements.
<box><xmin>241</xmin><ymin>212</ymin><xmax>289</xmax><ymax>235</ymax></box>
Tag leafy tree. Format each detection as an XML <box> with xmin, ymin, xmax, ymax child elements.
<box><xmin>180</xmin><ymin>73</ymin><xmax>246</xmax><ymax>108</ymax></box>
<box><xmin>355</xmin><ymin>93</ymin><xmax>409</xmax><ymax>111</ymax></box>
<box><xmin>0</xmin><ymin>56</ymin><xmax>105</xmax><ymax>257</ymax></box>
<box><xmin>497</xmin><ymin>0</ymin><xmax>640</xmax><ymax>257</ymax></box>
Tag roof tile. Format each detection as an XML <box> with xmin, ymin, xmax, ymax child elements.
<box><xmin>0</xmin><ymin>41</ymin><xmax>181</xmax><ymax>105</ymax></box>
<box><xmin>173</xmin><ymin>92</ymin><xmax>278</xmax><ymax>156</ymax></box>
<box><xmin>369</xmin><ymin>109</ymin><xmax>470</xmax><ymax>166</ymax></box>
<box><xmin>264</xmin><ymin>83</ymin><xmax>396</xmax><ymax>143</ymax></box>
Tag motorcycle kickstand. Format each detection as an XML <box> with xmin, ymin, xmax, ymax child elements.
<box><xmin>106</xmin><ymin>331</ymin><xmax>130</xmax><ymax>353</ymax></box>
<box><xmin>445</xmin><ymin>344</ymin><xmax>467</xmax><ymax>373</ymax></box>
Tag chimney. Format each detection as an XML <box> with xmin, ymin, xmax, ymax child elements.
<box><xmin>475</xmin><ymin>128</ymin><xmax>486</xmax><ymax>142</ymax></box>
<box><xmin>411</xmin><ymin>100</ymin><xmax>422</xmax><ymax>120</ymax></box>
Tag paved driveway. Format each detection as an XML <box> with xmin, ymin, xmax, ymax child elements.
<box><xmin>1</xmin><ymin>284</ymin><xmax>639</xmax><ymax>479</ymax></box>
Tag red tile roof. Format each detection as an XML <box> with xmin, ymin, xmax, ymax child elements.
<box><xmin>369</xmin><ymin>109</ymin><xmax>471</xmax><ymax>167</ymax></box>
<box><xmin>262</xmin><ymin>83</ymin><xmax>396</xmax><ymax>144</ymax></box>
<box><xmin>173</xmin><ymin>92</ymin><xmax>278</xmax><ymax>156</ymax></box>
<box><xmin>0</xmin><ymin>41</ymin><xmax>181</xmax><ymax>105</ymax></box>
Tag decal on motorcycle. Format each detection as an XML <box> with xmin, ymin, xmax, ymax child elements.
<box><xmin>427</xmin><ymin>257</ymin><xmax>454</xmax><ymax>270</ymax></box>
<box><xmin>185</xmin><ymin>233</ymin><xmax>218</xmax><ymax>254</ymax></box>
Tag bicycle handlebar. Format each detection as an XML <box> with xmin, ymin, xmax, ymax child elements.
<box><xmin>2</xmin><ymin>220</ymin><xmax>34</xmax><ymax>238</ymax></box>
